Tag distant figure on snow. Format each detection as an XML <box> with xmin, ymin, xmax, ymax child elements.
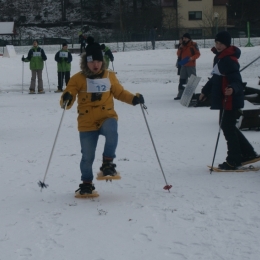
<box><xmin>78</xmin><ymin>32</ymin><xmax>86</xmax><ymax>54</ymax></box>
<box><xmin>100</xmin><ymin>44</ymin><xmax>114</xmax><ymax>69</ymax></box>
<box><xmin>54</xmin><ymin>42</ymin><xmax>73</xmax><ymax>93</ymax></box>
<box><xmin>22</xmin><ymin>40</ymin><xmax>47</xmax><ymax>94</ymax></box>
<box><xmin>150</xmin><ymin>26</ymin><xmax>157</xmax><ymax>50</ymax></box>
<box><xmin>174</xmin><ymin>33</ymin><xmax>200</xmax><ymax>100</ymax></box>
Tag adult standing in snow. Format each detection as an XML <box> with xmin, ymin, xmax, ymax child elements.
<box><xmin>54</xmin><ymin>43</ymin><xmax>73</xmax><ymax>93</ymax></box>
<box><xmin>100</xmin><ymin>44</ymin><xmax>114</xmax><ymax>69</ymax></box>
<box><xmin>22</xmin><ymin>40</ymin><xmax>47</xmax><ymax>94</ymax></box>
<box><xmin>150</xmin><ymin>26</ymin><xmax>157</xmax><ymax>50</ymax></box>
<box><xmin>199</xmin><ymin>31</ymin><xmax>259</xmax><ymax>170</ymax></box>
<box><xmin>174</xmin><ymin>33</ymin><xmax>200</xmax><ymax>100</ymax></box>
<box><xmin>60</xmin><ymin>37</ymin><xmax>145</xmax><ymax>196</ymax></box>
<box><xmin>78</xmin><ymin>32</ymin><xmax>87</xmax><ymax>54</ymax></box>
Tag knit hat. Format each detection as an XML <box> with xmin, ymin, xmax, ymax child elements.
<box><xmin>86</xmin><ymin>36</ymin><xmax>94</xmax><ymax>45</ymax></box>
<box><xmin>85</xmin><ymin>40</ymin><xmax>103</xmax><ymax>62</ymax></box>
<box><xmin>62</xmin><ymin>42</ymin><xmax>67</xmax><ymax>47</ymax></box>
<box><xmin>100</xmin><ymin>44</ymin><xmax>105</xmax><ymax>50</ymax></box>
<box><xmin>182</xmin><ymin>33</ymin><xmax>191</xmax><ymax>39</ymax></box>
<box><xmin>215</xmin><ymin>31</ymin><xmax>231</xmax><ymax>47</ymax></box>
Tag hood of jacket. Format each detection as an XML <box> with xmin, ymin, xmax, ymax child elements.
<box><xmin>80</xmin><ymin>53</ymin><xmax>106</xmax><ymax>78</ymax></box>
<box><xmin>211</xmin><ymin>46</ymin><xmax>241</xmax><ymax>60</ymax></box>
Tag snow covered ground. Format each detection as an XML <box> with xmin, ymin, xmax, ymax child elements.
<box><xmin>1</xmin><ymin>42</ymin><xmax>260</xmax><ymax>260</ymax></box>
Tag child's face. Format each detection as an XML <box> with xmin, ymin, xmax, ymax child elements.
<box><xmin>215</xmin><ymin>41</ymin><xmax>227</xmax><ymax>52</ymax></box>
<box><xmin>87</xmin><ymin>60</ymin><xmax>103</xmax><ymax>74</ymax></box>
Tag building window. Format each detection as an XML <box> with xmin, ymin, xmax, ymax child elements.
<box><xmin>189</xmin><ymin>11</ymin><xmax>202</xmax><ymax>20</ymax></box>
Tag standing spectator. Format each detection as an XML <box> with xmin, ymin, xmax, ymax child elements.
<box><xmin>150</xmin><ymin>26</ymin><xmax>157</xmax><ymax>50</ymax></box>
<box><xmin>100</xmin><ymin>44</ymin><xmax>114</xmax><ymax>69</ymax></box>
<box><xmin>22</xmin><ymin>40</ymin><xmax>47</xmax><ymax>94</ymax></box>
<box><xmin>54</xmin><ymin>43</ymin><xmax>73</xmax><ymax>93</ymax></box>
<box><xmin>59</xmin><ymin>38</ymin><xmax>145</xmax><ymax>196</ymax></box>
<box><xmin>78</xmin><ymin>32</ymin><xmax>86</xmax><ymax>54</ymax></box>
<box><xmin>200</xmin><ymin>31</ymin><xmax>259</xmax><ymax>170</ymax></box>
<box><xmin>176</xmin><ymin>37</ymin><xmax>183</xmax><ymax>76</ymax></box>
<box><xmin>174</xmin><ymin>33</ymin><xmax>200</xmax><ymax>100</ymax></box>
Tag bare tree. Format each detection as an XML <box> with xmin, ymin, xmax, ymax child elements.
<box><xmin>197</xmin><ymin>8</ymin><xmax>226</xmax><ymax>37</ymax></box>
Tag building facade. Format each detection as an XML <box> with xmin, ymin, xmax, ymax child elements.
<box><xmin>162</xmin><ymin>0</ymin><xmax>228</xmax><ymax>37</ymax></box>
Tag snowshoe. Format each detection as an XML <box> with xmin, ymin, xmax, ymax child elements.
<box><xmin>241</xmin><ymin>153</ymin><xmax>260</xmax><ymax>166</ymax></box>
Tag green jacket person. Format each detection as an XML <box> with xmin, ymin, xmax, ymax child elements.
<box><xmin>22</xmin><ymin>40</ymin><xmax>47</xmax><ymax>94</ymax></box>
<box><xmin>100</xmin><ymin>44</ymin><xmax>114</xmax><ymax>69</ymax></box>
<box><xmin>54</xmin><ymin>43</ymin><xmax>73</xmax><ymax>93</ymax></box>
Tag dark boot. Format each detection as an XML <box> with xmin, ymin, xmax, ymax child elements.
<box><xmin>75</xmin><ymin>183</ymin><xmax>95</xmax><ymax>195</ymax></box>
<box><xmin>100</xmin><ymin>158</ymin><xmax>117</xmax><ymax>176</ymax></box>
<box><xmin>174</xmin><ymin>78</ymin><xmax>186</xmax><ymax>100</ymax></box>
<box><xmin>218</xmin><ymin>161</ymin><xmax>241</xmax><ymax>170</ymax></box>
<box><xmin>54</xmin><ymin>89</ymin><xmax>63</xmax><ymax>93</ymax></box>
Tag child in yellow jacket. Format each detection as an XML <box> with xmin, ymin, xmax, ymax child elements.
<box><xmin>60</xmin><ymin>38</ymin><xmax>144</xmax><ymax>196</ymax></box>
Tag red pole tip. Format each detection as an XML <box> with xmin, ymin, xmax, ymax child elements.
<box><xmin>163</xmin><ymin>185</ymin><xmax>172</xmax><ymax>190</ymax></box>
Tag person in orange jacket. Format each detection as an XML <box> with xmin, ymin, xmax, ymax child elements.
<box><xmin>174</xmin><ymin>33</ymin><xmax>200</xmax><ymax>100</ymax></box>
<box><xmin>60</xmin><ymin>38</ymin><xmax>145</xmax><ymax>196</ymax></box>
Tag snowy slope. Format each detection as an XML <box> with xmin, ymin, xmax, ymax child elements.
<box><xmin>0</xmin><ymin>43</ymin><xmax>260</xmax><ymax>260</ymax></box>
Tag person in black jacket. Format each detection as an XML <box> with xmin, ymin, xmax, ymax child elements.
<box><xmin>78</xmin><ymin>32</ymin><xmax>86</xmax><ymax>54</ymax></box>
<box><xmin>199</xmin><ymin>31</ymin><xmax>259</xmax><ymax>170</ymax></box>
<box><xmin>150</xmin><ymin>26</ymin><xmax>157</xmax><ymax>50</ymax></box>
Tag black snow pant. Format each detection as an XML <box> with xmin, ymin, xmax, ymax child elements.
<box><xmin>58</xmin><ymin>71</ymin><xmax>70</xmax><ymax>90</ymax></box>
<box><xmin>80</xmin><ymin>43</ymin><xmax>85</xmax><ymax>54</ymax></box>
<box><xmin>220</xmin><ymin>109</ymin><xmax>255</xmax><ymax>166</ymax></box>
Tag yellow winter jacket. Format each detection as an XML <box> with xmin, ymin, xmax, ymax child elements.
<box><xmin>60</xmin><ymin>70</ymin><xmax>135</xmax><ymax>132</ymax></box>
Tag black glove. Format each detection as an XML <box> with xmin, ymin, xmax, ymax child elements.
<box><xmin>132</xmin><ymin>94</ymin><xmax>144</xmax><ymax>106</ymax></box>
<box><xmin>111</xmin><ymin>57</ymin><xmax>114</xmax><ymax>62</ymax></box>
<box><xmin>59</xmin><ymin>58</ymin><xmax>62</xmax><ymax>63</ymax></box>
<box><xmin>62</xmin><ymin>92</ymin><xmax>73</xmax><ymax>107</ymax></box>
<box><xmin>64</xmin><ymin>57</ymin><xmax>68</xmax><ymax>62</ymax></box>
<box><xmin>21</xmin><ymin>56</ymin><xmax>25</xmax><ymax>62</ymax></box>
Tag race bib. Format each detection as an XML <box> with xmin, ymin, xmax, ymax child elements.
<box><xmin>211</xmin><ymin>63</ymin><xmax>223</xmax><ymax>76</ymax></box>
<box><xmin>33</xmin><ymin>52</ymin><xmax>41</xmax><ymax>57</ymax></box>
<box><xmin>86</xmin><ymin>78</ymin><xmax>111</xmax><ymax>93</ymax></box>
<box><xmin>59</xmin><ymin>52</ymin><xmax>68</xmax><ymax>58</ymax></box>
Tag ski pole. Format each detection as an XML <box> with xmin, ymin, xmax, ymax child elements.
<box><xmin>22</xmin><ymin>55</ymin><xmax>24</xmax><ymax>94</ymax></box>
<box><xmin>140</xmin><ymin>103</ymin><xmax>172</xmax><ymax>192</ymax></box>
<box><xmin>45</xmin><ymin>61</ymin><xmax>51</xmax><ymax>92</ymax></box>
<box><xmin>239</xmin><ymin>55</ymin><xmax>260</xmax><ymax>73</ymax></box>
<box><xmin>38</xmin><ymin>101</ymin><xmax>68</xmax><ymax>190</ymax></box>
<box><xmin>209</xmin><ymin>97</ymin><xmax>227</xmax><ymax>174</ymax></box>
